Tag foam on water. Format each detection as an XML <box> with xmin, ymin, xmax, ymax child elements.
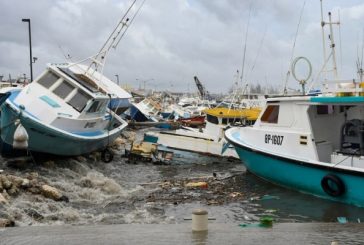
<box><xmin>2</xmin><ymin>129</ymin><xmax>364</xmax><ymax>226</ymax></box>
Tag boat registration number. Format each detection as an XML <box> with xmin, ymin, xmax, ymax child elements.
<box><xmin>265</xmin><ymin>134</ymin><xmax>284</xmax><ymax>145</ymax></box>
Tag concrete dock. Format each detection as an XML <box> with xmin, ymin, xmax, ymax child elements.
<box><xmin>1</xmin><ymin>223</ymin><xmax>364</xmax><ymax>244</ymax></box>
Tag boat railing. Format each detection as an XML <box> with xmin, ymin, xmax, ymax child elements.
<box><xmin>322</xmin><ymin>79</ymin><xmax>364</xmax><ymax>96</ymax></box>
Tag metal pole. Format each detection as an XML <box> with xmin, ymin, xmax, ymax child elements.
<box><xmin>320</xmin><ymin>0</ymin><xmax>327</xmax><ymax>79</ymax></box>
<box><xmin>22</xmin><ymin>18</ymin><xmax>33</xmax><ymax>82</ymax></box>
<box><xmin>328</xmin><ymin>12</ymin><xmax>338</xmax><ymax>79</ymax></box>
<box><xmin>115</xmin><ymin>74</ymin><xmax>119</xmax><ymax>85</ymax></box>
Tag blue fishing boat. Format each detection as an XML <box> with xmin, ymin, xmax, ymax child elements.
<box><xmin>0</xmin><ymin>63</ymin><xmax>131</xmax><ymax>156</ymax></box>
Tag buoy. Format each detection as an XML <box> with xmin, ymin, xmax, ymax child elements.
<box><xmin>331</xmin><ymin>241</ymin><xmax>339</xmax><ymax>245</ymax></box>
<box><xmin>192</xmin><ymin>209</ymin><xmax>208</xmax><ymax>232</ymax></box>
<box><xmin>12</xmin><ymin>120</ymin><xmax>28</xmax><ymax>149</ymax></box>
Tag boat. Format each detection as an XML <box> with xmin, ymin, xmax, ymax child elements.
<box><xmin>144</xmin><ymin>105</ymin><xmax>261</xmax><ymax>158</ymax></box>
<box><xmin>128</xmin><ymin>98</ymin><xmax>162</xmax><ymax>122</ymax></box>
<box><xmin>0</xmin><ymin>1</ymin><xmax>145</xmax><ymax>156</ymax></box>
<box><xmin>225</xmin><ymin>6</ymin><xmax>364</xmax><ymax>206</ymax></box>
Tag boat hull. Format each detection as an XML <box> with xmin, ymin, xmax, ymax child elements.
<box><xmin>226</xmin><ymin>130</ymin><xmax>364</xmax><ymax>207</ymax></box>
<box><xmin>0</xmin><ymin>102</ymin><xmax>123</xmax><ymax>156</ymax></box>
<box><xmin>144</xmin><ymin>131</ymin><xmax>238</xmax><ymax>158</ymax></box>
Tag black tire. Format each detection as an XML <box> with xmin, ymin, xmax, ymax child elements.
<box><xmin>101</xmin><ymin>148</ymin><xmax>114</xmax><ymax>163</ymax></box>
<box><xmin>321</xmin><ymin>174</ymin><xmax>345</xmax><ymax>197</ymax></box>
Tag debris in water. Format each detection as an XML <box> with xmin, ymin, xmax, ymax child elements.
<box><xmin>259</xmin><ymin>195</ymin><xmax>280</xmax><ymax>201</ymax></box>
<box><xmin>185</xmin><ymin>182</ymin><xmax>208</xmax><ymax>189</ymax></box>
<box><xmin>337</xmin><ymin>217</ymin><xmax>348</xmax><ymax>224</ymax></box>
<box><xmin>239</xmin><ymin>216</ymin><xmax>274</xmax><ymax>228</ymax></box>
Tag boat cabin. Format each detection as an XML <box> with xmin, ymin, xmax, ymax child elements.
<box><xmin>12</xmin><ymin>63</ymin><xmax>129</xmax><ymax>133</ymax></box>
<box><xmin>255</xmin><ymin>87</ymin><xmax>364</xmax><ymax>169</ymax></box>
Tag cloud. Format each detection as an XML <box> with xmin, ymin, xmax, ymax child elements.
<box><xmin>1</xmin><ymin>0</ymin><xmax>364</xmax><ymax>93</ymax></box>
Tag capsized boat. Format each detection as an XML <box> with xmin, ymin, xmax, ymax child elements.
<box><xmin>0</xmin><ymin>1</ymin><xmax>145</xmax><ymax>156</ymax></box>
<box><xmin>0</xmin><ymin>63</ymin><xmax>131</xmax><ymax>156</ymax></box>
<box><xmin>144</xmin><ymin>105</ymin><xmax>261</xmax><ymax>158</ymax></box>
<box><xmin>128</xmin><ymin>98</ymin><xmax>162</xmax><ymax>122</ymax></box>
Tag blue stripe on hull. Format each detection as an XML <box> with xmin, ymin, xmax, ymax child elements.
<box><xmin>1</xmin><ymin>103</ymin><xmax>121</xmax><ymax>156</ymax></box>
<box><xmin>234</xmin><ymin>145</ymin><xmax>364</xmax><ymax>207</ymax></box>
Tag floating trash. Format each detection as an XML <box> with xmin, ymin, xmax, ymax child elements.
<box><xmin>259</xmin><ymin>195</ymin><xmax>280</xmax><ymax>201</ymax></box>
<box><xmin>337</xmin><ymin>217</ymin><xmax>348</xmax><ymax>224</ymax></box>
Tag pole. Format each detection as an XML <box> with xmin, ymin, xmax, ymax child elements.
<box><xmin>320</xmin><ymin>0</ymin><xmax>327</xmax><ymax>79</ymax></box>
<box><xmin>115</xmin><ymin>74</ymin><xmax>119</xmax><ymax>85</ymax></box>
<box><xmin>22</xmin><ymin>18</ymin><xmax>33</xmax><ymax>82</ymax></box>
<box><xmin>328</xmin><ymin>12</ymin><xmax>338</xmax><ymax>79</ymax></box>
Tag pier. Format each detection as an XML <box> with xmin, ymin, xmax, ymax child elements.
<box><xmin>1</xmin><ymin>223</ymin><xmax>364</xmax><ymax>244</ymax></box>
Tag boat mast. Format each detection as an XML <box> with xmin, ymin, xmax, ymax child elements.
<box><xmin>320</xmin><ymin>0</ymin><xmax>327</xmax><ymax>79</ymax></box>
<box><xmin>83</xmin><ymin>0</ymin><xmax>146</xmax><ymax>80</ymax></box>
<box><xmin>320</xmin><ymin>0</ymin><xmax>340</xmax><ymax>80</ymax></box>
<box><xmin>328</xmin><ymin>12</ymin><xmax>339</xmax><ymax>79</ymax></box>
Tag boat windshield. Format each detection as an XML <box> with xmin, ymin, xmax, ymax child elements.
<box><xmin>68</xmin><ymin>90</ymin><xmax>92</xmax><ymax>112</ymax></box>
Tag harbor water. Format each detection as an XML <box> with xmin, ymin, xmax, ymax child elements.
<box><xmin>1</xmin><ymin>129</ymin><xmax>364</xmax><ymax>227</ymax></box>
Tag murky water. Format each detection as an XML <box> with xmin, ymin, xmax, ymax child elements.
<box><xmin>1</xmin><ymin>129</ymin><xmax>364</xmax><ymax>227</ymax></box>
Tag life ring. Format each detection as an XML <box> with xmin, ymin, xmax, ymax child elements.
<box><xmin>291</xmin><ymin>56</ymin><xmax>312</xmax><ymax>83</ymax></box>
<box><xmin>101</xmin><ymin>148</ymin><xmax>114</xmax><ymax>163</ymax></box>
<box><xmin>321</xmin><ymin>174</ymin><xmax>345</xmax><ymax>197</ymax></box>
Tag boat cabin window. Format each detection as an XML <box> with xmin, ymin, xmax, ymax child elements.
<box><xmin>87</xmin><ymin>100</ymin><xmax>104</xmax><ymax>113</ymax></box>
<box><xmin>317</xmin><ymin>105</ymin><xmax>334</xmax><ymax>115</ymax></box>
<box><xmin>206</xmin><ymin>114</ymin><xmax>219</xmax><ymax>124</ymax></box>
<box><xmin>53</xmin><ymin>81</ymin><xmax>75</xmax><ymax>99</ymax></box>
<box><xmin>222</xmin><ymin>118</ymin><xmax>242</xmax><ymax>125</ymax></box>
<box><xmin>68</xmin><ymin>90</ymin><xmax>92</xmax><ymax>112</ymax></box>
<box><xmin>38</xmin><ymin>72</ymin><xmax>59</xmax><ymax>88</ymax></box>
<box><xmin>261</xmin><ymin>105</ymin><xmax>279</xmax><ymax>123</ymax></box>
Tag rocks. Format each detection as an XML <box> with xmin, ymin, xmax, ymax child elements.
<box><xmin>41</xmin><ymin>185</ymin><xmax>69</xmax><ymax>202</ymax></box>
<box><xmin>0</xmin><ymin>218</ymin><xmax>15</xmax><ymax>227</ymax></box>
<box><xmin>0</xmin><ymin>193</ymin><xmax>8</xmax><ymax>204</ymax></box>
<box><xmin>75</xmin><ymin>156</ymin><xmax>87</xmax><ymax>163</ymax></box>
<box><xmin>25</xmin><ymin>208</ymin><xmax>44</xmax><ymax>221</ymax></box>
<box><xmin>1</xmin><ymin>176</ymin><xmax>13</xmax><ymax>190</ymax></box>
<box><xmin>6</xmin><ymin>156</ymin><xmax>33</xmax><ymax>169</ymax></box>
<box><xmin>21</xmin><ymin>179</ymin><xmax>30</xmax><ymax>188</ymax></box>
<box><xmin>112</xmin><ymin>137</ymin><xmax>126</xmax><ymax>147</ymax></box>
<box><xmin>0</xmin><ymin>175</ymin><xmax>28</xmax><ymax>196</ymax></box>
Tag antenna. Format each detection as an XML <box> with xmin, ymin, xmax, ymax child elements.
<box><xmin>240</xmin><ymin>2</ymin><xmax>253</xmax><ymax>86</ymax></box>
<box><xmin>357</xmin><ymin>29</ymin><xmax>364</xmax><ymax>81</ymax></box>
<box><xmin>282</xmin><ymin>0</ymin><xmax>306</xmax><ymax>94</ymax></box>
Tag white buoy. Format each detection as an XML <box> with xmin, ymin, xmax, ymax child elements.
<box><xmin>331</xmin><ymin>242</ymin><xmax>339</xmax><ymax>245</ymax></box>
<box><xmin>192</xmin><ymin>209</ymin><xmax>208</xmax><ymax>232</ymax></box>
<box><xmin>12</xmin><ymin>120</ymin><xmax>29</xmax><ymax>149</ymax></box>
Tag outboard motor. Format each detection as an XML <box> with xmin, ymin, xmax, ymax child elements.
<box><xmin>340</xmin><ymin>119</ymin><xmax>364</xmax><ymax>155</ymax></box>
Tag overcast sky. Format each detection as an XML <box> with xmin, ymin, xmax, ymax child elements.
<box><xmin>1</xmin><ymin>0</ymin><xmax>364</xmax><ymax>93</ymax></box>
